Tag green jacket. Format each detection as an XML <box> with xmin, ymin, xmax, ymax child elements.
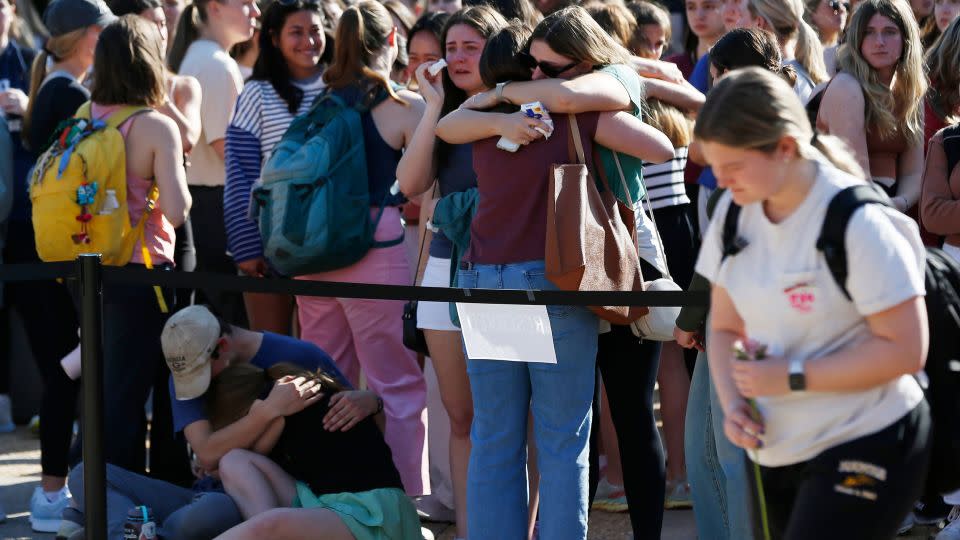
<box><xmin>430</xmin><ymin>187</ymin><xmax>478</xmax><ymax>328</ymax></box>
<box><xmin>674</xmin><ymin>188</ymin><xmax>727</xmax><ymax>332</ymax></box>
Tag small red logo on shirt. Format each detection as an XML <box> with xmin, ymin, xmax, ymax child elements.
<box><xmin>785</xmin><ymin>283</ymin><xmax>815</xmax><ymax>312</ymax></box>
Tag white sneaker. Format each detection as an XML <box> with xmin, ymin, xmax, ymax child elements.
<box><xmin>0</xmin><ymin>394</ymin><xmax>14</xmax><ymax>433</ymax></box>
<box><xmin>421</xmin><ymin>526</ymin><xmax>435</xmax><ymax>540</ymax></box>
<box><xmin>30</xmin><ymin>486</ymin><xmax>71</xmax><ymax>533</ymax></box>
<box><xmin>937</xmin><ymin>507</ymin><xmax>960</xmax><ymax>540</ymax></box>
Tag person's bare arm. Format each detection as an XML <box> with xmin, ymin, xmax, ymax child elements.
<box><xmin>210</xmin><ymin>139</ymin><xmax>226</xmax><ymax>162</ymax></box>
<box><xmin>463</xmin><ymin>72</ymin><xmax>631</xmax><ymax>114</ymax></box>
<box><xmin>894</xmin><ymin>139</ymin><xmax>924</xmax><ymax>211</ymax></box>
<box><xmin>804</xmin><ymin>297</ymin><xmax>927</xmax><ymax>390</ymax></box>
<box><xmin>642</xmin><ymin>77</ymin><xmax>705</xmax><ymax>113</ymax></box>
<box><xmin>819</xmin><ymin>74</ymin><xmax>871</xmax><ymax>176</ymax></box>
<box><xmin>184</xmin><ymin>376</ymin><xmax>323</xmax><ymax>470</ymax></box>
<box><xmin>149</xmin><ymin>114</ymin><xmax>192</xmax><ymax>227</ymax></box>
<box><xmin>595</xmin><ymin>111</ymin><xmax>674</xmax><ymax>163</ymax></box>
<box><xmin>159</xmin><ymin>75</ymin><xmax>202</xmax><ymax>154</ymax></box>
<box><xmin>396</xmin><ymin>68</ymin><xmax>441</xmax><ymax>197</ymax></box>
<box><xmin>629</xmin><ymin>56</ymin><xmax>685</xmax><ymax>84</ymax></box>
<box><xmin>251</xmin><ymin>416</ymin><xmax>285</xmax><ymax>455</ymax></box>
<box><xmin>436</xmin><ymin>109</ymin><xmax>549</xmax><ymax>145</ymax></box>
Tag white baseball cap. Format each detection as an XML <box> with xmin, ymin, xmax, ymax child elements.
<box><xmin>161</xmin><ymin>306</ymin><xmax>221</xmax><ymax>400</ymax></box>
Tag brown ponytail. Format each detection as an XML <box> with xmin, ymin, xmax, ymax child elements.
<box><xmin>167</xmin><ymin>1</ymin><xmax>207</xmax><ymax>72</ymax></box>
<box><xmin>322</xmin><ymin>1</ymin><xmax>405</xmax><ymax>105</ymax></box>
<box><xmin>22</xmin><ymin>27</ymin><xmax>89</xmax><ymax>150</ymax></box>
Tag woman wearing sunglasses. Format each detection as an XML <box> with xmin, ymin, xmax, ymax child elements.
<box><xmin>436</xmin><ymin>10</ymin><xmax>675</xmax><ymax>540</ymax></box>
<box><xmin>805</xmin><ymin>0</ymin><xmax>849</xmax><ymax>74</ymax></box>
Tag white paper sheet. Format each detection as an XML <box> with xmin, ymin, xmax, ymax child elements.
<box><xmin>455</xmin><ymin>303</ymin><xmax>558</xmax><ymax>364</ymax></box>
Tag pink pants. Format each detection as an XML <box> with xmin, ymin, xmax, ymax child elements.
<box><xmin>297</xmin><ymin>207</ymin><xmax>429</xmax><ymax>495</ymax></box>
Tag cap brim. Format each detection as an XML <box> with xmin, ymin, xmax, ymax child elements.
<box><xmin>172</xmin><ymin>360</ymin><xmax>212</xmax><ymax>401</ymax></box>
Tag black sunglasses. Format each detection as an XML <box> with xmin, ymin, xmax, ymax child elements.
<box><xmin>518</xmin><ymin>51</ymin><xmax>579</xmax><ymax>78</ymax></box>
<box><xmin>828</xmin><ymin>0</ymin><xmax>850</xmax><ymax>12</ymax></box>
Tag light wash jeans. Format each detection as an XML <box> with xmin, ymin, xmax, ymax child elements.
<box><xmin>457</xmin><ymin>260</ymin><xmax>598</xmax><ymax>540</ymax></box>
<box><xmin>68</xmin><ymin>462</ymin><xmax>242</xmax><ymax>539</ymax></box>
<box><xmin>685</xmin><ymin>351</ymin><xmax>755</xmax><ymax>540</ymax></box>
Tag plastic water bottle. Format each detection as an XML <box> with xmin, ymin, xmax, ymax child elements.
<box><xmin>100</xmin><ymin>189</ymin><xmax>120</xmax><ymax>215</ymax></box>
<box><xmin>123</xmin><ymin>506</ymin><xmax>157</xmax><ymax>540</ymax></box>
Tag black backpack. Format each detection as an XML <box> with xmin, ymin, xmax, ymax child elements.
<box><xmin>721</xmin><ymin>183</ymin><xmax>960</xmax><ymax>494</ymax></box>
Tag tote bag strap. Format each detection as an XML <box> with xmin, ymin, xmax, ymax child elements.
<box><xmin>613</xmin><ymin>146</ymin><xmax>673</xmax><ymax>281</ymax></box>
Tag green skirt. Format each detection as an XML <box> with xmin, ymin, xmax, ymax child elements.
<box><xmin>292</xmin><ymin>483</ymin><xmax>422</xmax><ymax>540</ymax></box>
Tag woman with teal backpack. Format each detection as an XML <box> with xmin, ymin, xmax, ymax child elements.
<box><xmin>293</xmin><ymin>0</ymin><xmax>430</xmax><ymax>498</ymax></box>
<box><xmin>224</xmin><ymin>0</ymin><xmax>327</xmax><ymax>335</ymax></box>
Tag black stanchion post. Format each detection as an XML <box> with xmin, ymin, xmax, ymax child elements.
<box><xmin>78</xmin><ymin>254</ymin><xmax>106</xmax><ymax>540</ymax></box>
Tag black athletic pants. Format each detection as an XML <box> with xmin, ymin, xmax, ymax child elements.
<box><xmin>2</xmin><ymin>220</ymin><xmax>80</xmax><ymax>477</ymax></box>
<box><xmin>754</xmin><ymin>401</ymin><xmax>931</xmax><ymax>540</ymax></box>
<box><xmin>588</xmin><ymin>259</ymin><xmax>667</xmax><ymax>539</ymax></box>
<box><xmin>188</xmin><ymin>186</ymin><xmax>246</xmax><ymax>326</ymax></box>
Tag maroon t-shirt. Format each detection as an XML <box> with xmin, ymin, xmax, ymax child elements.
<box><xmin>465</xmin><ymin>112</ymin><xmax>601</xmax><ymax>264</ymax></box>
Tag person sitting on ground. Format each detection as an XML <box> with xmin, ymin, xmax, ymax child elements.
<box><xmin>60</xmin><ymin>461</ymin><xmax>243</xmax><ymax>540</ymax></box>
<box><xmin>161</xmin><ymin>305</ymin><xmax>378</xmax><ymax>477</ymax></box>
<box><xmin>206</xmin><ymin>362</ymin><xmax>422</xmax><ymax>540</ymax></box>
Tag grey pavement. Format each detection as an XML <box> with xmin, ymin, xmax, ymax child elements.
<box><xmin>0</xmin><ymin>425</ymin><xmax>696</xmax><ymax>539</ymax></box>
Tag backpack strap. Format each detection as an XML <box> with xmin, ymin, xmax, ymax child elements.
<box><xmin>942</xmin><ymin>124</ymin><xmax>960</xmax><ymax>181</ymax></box>
<box><xmin>721</xmin><ymin>202</ymin><xmax>746</xmax><ymax>261</ymax></box>
<box><xmin>74</xmin><ymin>103</ymin><xmax>150</xmax><ymax>129</ymax></box>
<box><xmin>815</xmin><ymin>184</ymin><xmax>893</xmax><ymax>300</ymax></box>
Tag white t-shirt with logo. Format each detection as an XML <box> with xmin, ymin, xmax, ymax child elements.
<box><xmin>695</xmin><ymin>161</ymin><xmax>926</xmax><ymax>467</ymax></box>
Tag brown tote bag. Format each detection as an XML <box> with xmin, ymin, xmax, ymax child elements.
<box><xmin>544</xmin><ymin>114</ymin><xmax>648</xmax><ymax>324</ymax></box>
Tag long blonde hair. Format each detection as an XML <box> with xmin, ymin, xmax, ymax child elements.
<box><xmin>750</xmin><ymin>0</ymin><xmax>829</xmax><ymax>83</ymax></box>
<box><xmin>694</xmin><ymin>67</ymin><xmax>864</xmax><ymax>178</ymax></box>
<box><xmin>838</xmin><ymin>0</ymin><xmax>927</xmax><ymax>145</ymax></box>
<box><xmin>925</xmin><ymin>16</ymin><xmax>960</xmax><ymax>124</ymax></box>
<box><xmin>646</xmin><ymin>99</ymin><xmax>691</xmax><ymax>148</ymax></box>
<box><xmin>22</xmin><ymin>27</ymin><xmax>90</xmax><ymax>149</ymax></box>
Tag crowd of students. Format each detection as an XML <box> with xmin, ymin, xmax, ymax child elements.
<box><xmin>0</xmin><ymin>0</ymin><xmax>958</xmax><ymax>536</ymax></box>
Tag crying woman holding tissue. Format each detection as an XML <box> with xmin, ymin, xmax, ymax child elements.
<box><xmin>434</xmin><ymin>10</ymin><xmax>674</xmax><ymax>540</ymax></box>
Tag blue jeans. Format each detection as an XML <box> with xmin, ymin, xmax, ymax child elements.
<box><xmin>685</xmin><ymin>350</ymin><xmax>755</xmax><ymax>540</ymax></box>
<box><xmin>457</xmin><ymin>260</ymin><xmax>598</xmax><ymax>540</ymax></box>
<box><xmin>68</xmin><ymin>463</ymin><xmax>242</xmax><ymax>539</ymax></box>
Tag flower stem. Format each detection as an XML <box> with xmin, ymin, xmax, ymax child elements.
<box><xmin>748</xmin><ymin>398</ymin><xmax>772</xmax><ymax>540</ymax></box>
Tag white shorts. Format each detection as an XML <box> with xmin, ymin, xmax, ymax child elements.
<box><xmin>416</xmin><ymin>255</ymin><xmax>459</xmax><ymax>332</ymax></box>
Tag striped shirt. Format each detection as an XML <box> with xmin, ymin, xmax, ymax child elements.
<box><xmin>224</xmin><ymin>76</ymin><xmax>326</xmax><ymax>263</ymax></box>
<box><xmin>642</xmin><ymin>146</ymin><xmax>690</xmax><ymax>210</ymax></box>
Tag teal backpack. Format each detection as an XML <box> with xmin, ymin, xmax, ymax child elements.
<box><xmin>253</xmin><ymin>88</ymin><xmax>403</xmax><ymax>276</ymax></box>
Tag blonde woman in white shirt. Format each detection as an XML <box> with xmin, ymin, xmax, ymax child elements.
<box><xmin>695</xmin><ymin>67</ymin><xmax>931</xmax><ymax>539</ymax></box>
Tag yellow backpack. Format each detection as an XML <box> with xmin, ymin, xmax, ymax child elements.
<box><xmin>30</xmin><ymin>103</ymin><xmax>168</xmax><ymax>311</ymax></box>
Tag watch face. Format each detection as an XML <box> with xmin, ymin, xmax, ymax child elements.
<box><xmin>789</xmin><ymin>372</ymin><xmax>806</xmax><ymax>391</ymax></box>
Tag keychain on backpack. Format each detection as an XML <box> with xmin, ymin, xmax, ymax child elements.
<box><xmin>72</xmin><ymin>182</ymin><xmax>98</xmax><ymax>244</ymax></box>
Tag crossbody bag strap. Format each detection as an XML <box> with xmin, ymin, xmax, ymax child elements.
<box><xmin>617</xmin><ymin>152</ymin><xmax>672</xmax><ymax>280</ymax></box>
<box><xmin>411</xmin><ymin>183</ymin><xmax>440</xmax><ymax>287</ymax></box>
